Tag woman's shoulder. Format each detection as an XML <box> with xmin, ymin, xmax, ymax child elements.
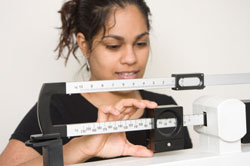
<box><xmin>140</xmin><ymin>90</ymin><xmax>176</xmax><ymax>105</ymax></box>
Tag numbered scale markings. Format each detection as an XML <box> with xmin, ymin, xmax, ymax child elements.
<box><xmin>67</xmin><ymin>114</ymin><xmax>204</xmax><ymax>137</ymax></box>
<box><xmin>66</xmin><ymin>78</ymin><xmax>175</xmax><ymax>94</ymax></box>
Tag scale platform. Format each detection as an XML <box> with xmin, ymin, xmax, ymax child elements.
<box><xmin>72</xmin><ymin>144</ymin><xmax>250</xmax><ymax>166</ymax></box>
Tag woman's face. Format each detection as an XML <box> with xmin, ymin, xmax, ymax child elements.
<box><xmin>84</xmin><ymin>5</ymin><xmax>150</xmax><ymax>81</ymax></box>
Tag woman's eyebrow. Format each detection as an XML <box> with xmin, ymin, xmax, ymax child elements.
<box><xmin>135</xmin><ymin>32</ymin><xmax>149</xmax><ymax>41</ymax></box>
<box><xmin>102</xmin><ymin>35</ymin><xmax>124</xmax><ymax>41</ymax></box>
<box><xmin>102</xmin><ymin>32</ymin><xmax>149</xmax><ymax>41</ymax></box>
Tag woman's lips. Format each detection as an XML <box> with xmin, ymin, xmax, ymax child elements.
<box><xmin>115</xmin><ymin>71</ymin><xmax>139</xmax><ymax>79</ymax></box>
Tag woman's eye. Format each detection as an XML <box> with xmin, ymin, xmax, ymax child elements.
<box><xmin>106</xmin><ymin>45</ymin><xmax>121</xmax><ymax>50</ymax></box>
<box><xmin>136</xmin><ymin>42</ymin><xmax>148</xmax><ymax>47</ymax></box>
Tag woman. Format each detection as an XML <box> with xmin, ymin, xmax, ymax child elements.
<box><xmin>0</xmin><ymin>0</ymin><xmax>192</xmax><ymax>165</ymax></box>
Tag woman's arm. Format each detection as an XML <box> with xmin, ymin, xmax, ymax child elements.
<box><xmin>0</xmin><ymin>139</ymin><xmax>41</xmax><ymax>166</ymax></box>
<box><xmin>0</xmin><ymin>99</ymin><xmax>157</xmax><ymax>165</ymax></box>
<box><xmin>0</xmin><ymin>138</ymin><xmax>92</xmax><ymax>166</ymax></box>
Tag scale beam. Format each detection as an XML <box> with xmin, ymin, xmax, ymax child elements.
<box><xmin>66</xmin><ymin>73</ymin><xmax>250</xmax><ymax>94</ymax></box>
<box><xmin>66</xmin><ymin>113</ymin><xmax>205</xmax><ymax>137</ymax></box>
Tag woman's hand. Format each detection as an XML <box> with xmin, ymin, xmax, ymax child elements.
<box><xmin>95</xmin><ymin>99</ymin><xmax>157</xmax><ymax>158</ymax></box>
<box><xmin>63</xmin><ymin>99</ymin><xmax>157</xmax><ymax>164</ymax></box>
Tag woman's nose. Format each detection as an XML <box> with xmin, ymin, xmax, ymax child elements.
<box><xmin>120</xmin><ymin>46</ymin><xmax>137</xmax><ymax>65</ymax></box>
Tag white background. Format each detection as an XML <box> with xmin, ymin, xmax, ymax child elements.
<box><xmin>0</xmin><ymin>0</ymin><xmax>250</xmax><ymax>153</ymax></box>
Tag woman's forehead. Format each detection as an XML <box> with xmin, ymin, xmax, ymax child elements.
<box><xmin>97</xmin><ymin>5</ymin><xmax>149</xmax><ymax>40</ymax></box>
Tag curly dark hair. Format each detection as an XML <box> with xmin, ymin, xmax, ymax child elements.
<box><xmin>55</xmin><ymin>0</ymin><xmax>151</xmax><ymax>65</ymax></box>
